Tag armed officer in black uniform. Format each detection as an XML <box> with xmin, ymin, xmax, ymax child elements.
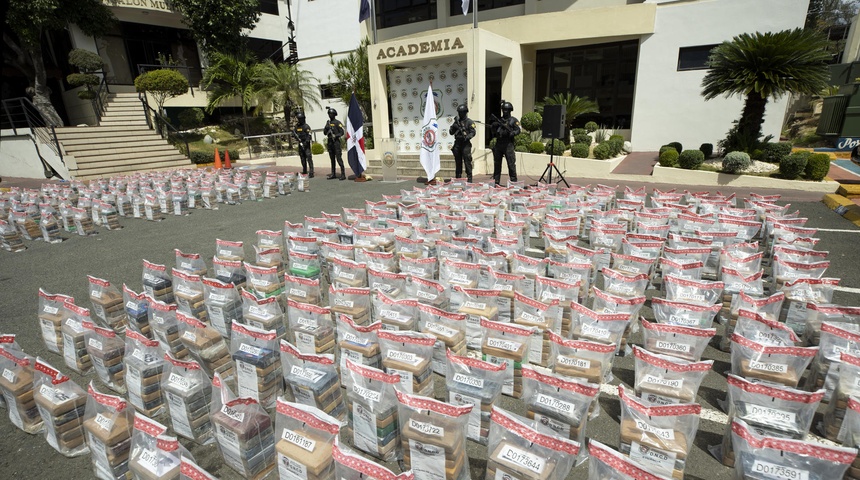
<box><xmin>491</xmin><ymin>101</ymin><xmax>521</xmax><ymax>185</ymax></box>
<box><xmin>449</xmin><ymin>104</ymin><xmax>476</xmax><ymax>182</ymax></box>
<box><xmin>322</xmin><ymin>107</ymin><xmax>346</xmax><ymax>180</ymax></box>
<box><xmin>293</xmin><ymin>111</ymin><xmax>314</xmax><ymax>177</ymax></box>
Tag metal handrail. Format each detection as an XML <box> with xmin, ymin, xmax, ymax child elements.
<box><xmin>0</xmin><ymin>97</ymin><xmax>64</xmax><ymax>178</ymax></box>
<box><xmin>137</xmin><ymin>64</ymin><xmax>198</xmax><ymax>96</ymax></box>
<box><xmin>91</xmin><ymin>75</ymin><xmax>110</xmax><ymax>124</ymax></box>
<box><xmin>137</xmin><ymin>92</ymin><xmax>191</xmax><ymax>159</ymax></box>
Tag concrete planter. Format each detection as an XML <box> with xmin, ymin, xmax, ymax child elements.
<box><xmin>475</xmin><ymin>150</ymin><xmax>627</xmax><ymax>179</ymax></box>
<box><xmin>652</xmin><ymin>165</ymin><xmax>839</xmax><ymax>193</ymax></box>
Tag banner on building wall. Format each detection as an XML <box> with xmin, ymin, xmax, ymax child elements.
<box><xmin>387</xmin><ymin>62</ymin><xmax>467</xmax><ymax>154</ymax></box>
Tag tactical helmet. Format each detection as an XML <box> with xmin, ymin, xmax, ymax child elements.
<box><xmin>296</xmin><ymin>111</ymin><xmax>306</xmax><ymax>122</ymax></box>
<box><xmin>457</xmin><ymin>104</ymin><xmax>468</xmax><ymax>114</ymax></box>
<box><xmin>327</xmin><ymin>108</ymin><xmax>337</xmax><ymax>117</ymax></box>
<box><xmin>501</xmin><ymin>102</ymin><xmax>513</xmax><ymax>112</ymax></box>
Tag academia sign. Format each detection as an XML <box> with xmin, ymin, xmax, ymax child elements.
<box><xmin>376</xmin><ymin>37</ymin><xmax>465</xmax><ymax>60</ymax></box>
<box><xmin>103</xmin><ymin>0</ymin><xmax>174</xmax><ymax>13</ymax></box>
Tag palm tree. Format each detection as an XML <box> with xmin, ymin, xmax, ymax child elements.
<box><xmin>536</xmin><ymin>93</ymin><xmax>600</xmax><ymax>129</ymax></box>
<box><xmin>254</xmin><ymin>60</ymin><xmax>322</xmax><ymax>147</ymax></box>
<box><xmin>701</xmin><ymin>28</ymin><xmax>831</xmax><ymax>151</ymax></box>
<box><xmin>201</xmin><ymin>51</ymin><xmax>258</xmax><ymax>137</ymax></box>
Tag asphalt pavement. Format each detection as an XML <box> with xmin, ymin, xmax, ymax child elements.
<box><xmin>1</xmin><ymin>175</ymin><xmax>859</xmax><ymax>480</ymax></box>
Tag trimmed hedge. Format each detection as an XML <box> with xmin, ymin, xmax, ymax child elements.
<box><xmin>178</xmin><ymin>108</ymin><xmax>205</xmax><ymax>130</ymax></box>
<box><xmin>529</xmin><ymin>141</ymin><xmax>545</xmax><ymax>154</ymax></box>
<box><xmin>667</xmin><ymin>142</ymin><xmax>683</xmax><ymax>154</ymax></box>
<box><xmin>514</xmin><ymin>145</ymin><xmax>529</xmax><ymax>153</ymax></box>
<box><xmin>584</xmin><ymin>121</ymin><xmax>598</xmax><ymax>133</ymax></box>
<box><xmin>658</xmin><ymin>149</ymin><xmax>679</xmax><ymax>168</ymax></box>
<box><xmin>678</xmin><ymin>150</ymin><xmax>704</xmax><ymax>170</ymax></box>
<box><xmin>779</xmin><ymin>152</ymin><xmax>809</xmax><ymax>179</ymax></box>
<box><xmin>593</xmin><ymin>143</ymin><xmax>612</xmax><ymax>160</ymax></box>
<box><xmin>569</xmin><ymin>143</ymin><xmax>589</xmax><ymax>158</ymax></box>
<box><xmin>311</xmin><ymin>142</ymin><xmax>325</xmax><ymax>155</ymax></box>
<box><xmin>573</xmin><ymin>134</ymin><xmax>591</xmax><ymax>145</ymax></box>
<box><xmin>804</xmin><ymin>153</ymin><xmax>830</xmax><ymax>181</ymax></box>
<box><xmin>514</xmin><ymin>132</ymin><xmax>531</xmax><ymax>147</ymax></box>
<box><xmin>189</xmin><ymin>149</ymin><xmax>237</xmax><ymax>164</ymax></box>
<box><xmin>722</xmin><ymin>151</ymin><xmax>751</xmax><ymax>174</ymax></box>
<box><xmin>659</xmin><ymin>145</ymin><xmax>676</xmax><ymax>156</ymax></box>
<box><xmin>521</xmin><ymin>112</ymin><xmax>542</xmax><ymax>132</ymax></box>
<box><xmin>545</xmin><ymin>140</ymin><xmax>565</xmax><ymax>155</ymax></box>
<box><xmin>699</xmin><ymin>143</ymin><xmax>713</xmax><ymax>158</ymax></box>
<box><xmin>763</xmin><ymin>142</ymin><xmax>792</xmax><ymax>163</ymax></box>
<box><xmin>571</xmin><ymin>128</ymin><xmax>587</xmax><ymax>136</ymax></box>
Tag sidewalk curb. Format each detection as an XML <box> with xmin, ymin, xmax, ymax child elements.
<box><xmin>822</xmin><ymin>193</ymin><xmax>860</xmax><ymax>226</ymax></box>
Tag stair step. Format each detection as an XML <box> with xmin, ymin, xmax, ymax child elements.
<box><xmin>99</xmin><ymin>120</ymin><xmax>150</xmax><ymax>127</ymax></box>
<box><xmin>74</xmin><ymin>152</ymin><xmax>189</xmax><ymax>166</ymax></box>
<box><xmin>104</xmin><ymin>106</ymin><xmax>144</xmax><ymax>113</ymax></box>
<box><xmin>56</xmin><ymin>125</ymin><xmax>152</xmax><ymax>134</ymax></box>
<box><xmin>57</xmin><ymin>132</ymin><xmax>161</xmax><ymax>142</ymax></box>
<box><xmin>65</xmin><ymin>144</ymin><xmax>181</xmax><ymax>158</ymax></box>
<box><xmin>100</xmin><ymin>113</ymin><xmax>148</xmax><ymax>120</ymax></box>
<box><xmin>62</xmin><ymin>138</ymin><xmax>171</xmax><ymax>151</ymax></box>
<box><xmin>73</xmin><ymin>161</ymin><xmax>192</xmax><ymax>179</ymax></box>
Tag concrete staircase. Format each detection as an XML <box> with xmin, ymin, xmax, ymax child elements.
<box><xmin>55</xmin><ymin>92</ymin><xmax>192</xmax><ymax>179</ymax></box>
<box><xmin>364</xmin><ymin>153</ymin><xmax>458</xmax><ymax>178</ymax></box>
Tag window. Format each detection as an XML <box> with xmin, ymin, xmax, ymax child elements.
<box><xmin>677</xmin><ymin>45</ymin><xmax>718</xmax><ymax>71</ymax></box>
<box><xmin>320</xmin><ymin>83</ymin><xmax>346</xmax><ymax>99</ymax></box>
<box><xmin>247</xmin><ymin>37</ymin><xmax>284</xmax><ymax>63</ymax></box>
<box><xmin>535</xmin><ymin>40</ymin><xmax>639</xmax><ymax>129</ymax></box>
<box><xmin>448</xmin><ymin>0</ymin><xmax>523</xmax><ymax>16</ymax></box>
<box><xmin>259</xmin><ymin>0</ymin><xmax>279</xmax><ymax>15</ymax></box>
<box><xmin>376</xmin><ymin>0</ymin><xmax>437</xmax><ymax>29</ymax></box>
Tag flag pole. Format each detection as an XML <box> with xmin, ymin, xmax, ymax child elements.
<box><xmin>370</xmin><ymin>0</ymin><xmax>378</xmax><ymax>44</ymax></box>
<box><xmin>472</xmin><ymin>0</ymin><xmax>477</xmax><ymax>29</ymax></box>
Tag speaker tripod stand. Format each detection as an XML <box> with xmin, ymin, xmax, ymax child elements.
<box><xmin>538</xmin><ymin>138</ymin><xmax>569</xmax><ymax>187</ymax></box>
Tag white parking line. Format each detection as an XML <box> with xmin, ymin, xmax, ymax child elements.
<box><xmin>816</xmin><ymin>228</ymin><xmax>860</xmax><ymax>233</ymax></box>
<box><xmin>834</xmin><ymin>286</ymin><xmax>860</xmax><ymax>294</ymax></box>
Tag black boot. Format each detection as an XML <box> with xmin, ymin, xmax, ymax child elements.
<box><xmin>327</xmin><ymin>170</ymin><xmax>337</xmax><ymax>179</ymax></box>
<box><xmin>308</xmin><ymin>160</ymin><xmax>314</xmax><ymax>178</ymax></box>
<box><xmin>339</xmin><ymin>169</ymin><xmax>346</xmax><ymax>180</ymax></box>
<box><xmin>309</xmin><ymin>170</ymin><xmax>314</xmax><ymax>178</ymax></box>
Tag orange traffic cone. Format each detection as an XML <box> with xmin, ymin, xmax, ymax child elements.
<box><xmin>223</xmin><ymin>150</ymin><xmax>232</xmax><ymax>169</ymax></box>
<box><xmin>214</xmin><ymin>147</ymin><xmax>222</xmax><ymax>169</ymax></box>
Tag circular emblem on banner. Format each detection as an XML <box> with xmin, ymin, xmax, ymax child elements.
<box><xmin>407</xmin><ymin>103</ymin><xmax>414</xmax><ymax>111</ymax></box>
<box><xmin>429</xmin><ymin>74</ymin><xmax>435</xmax><ymax>83</ymax></box>
<box><xmin>423</xmin><ymin>129</ymin><xmax>436</xmax><ymax>147</ymax></box>
<box><xmin>445</xmin><ymin>86</ymin><xmax>453</xmax><ymax>95</ymax></box>
<box><xmin>395</xmin><ymin>77</ymin><xmax>402</xmax><ymax>85</ymax></box>
<box><xmin>383</xmin><ymin>152</ymin><xmax>395</xmax><ymax>168</ymax></box>
<box><xmin>457</xmin><ymin>84</ymin><xmax>464</xmax><ymax>93</ymax></box>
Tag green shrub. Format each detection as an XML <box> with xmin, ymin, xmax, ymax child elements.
<box><xmin>189</xmin><ymin>151</ymin><xmax>212</xmax><ymax>164</ymax></box>
<box><xmin>68</xmin><ymin>49</ymin><xmax>105</xmax><ymax>72</ymax></box>
<box><xmin>584</xmin><ymin>121</ymin><xmax>598</xmax><ymax>133</ymax></box>
<box><xmin>722</xmin><ymin>151</ymin><xmax>751</xmax><ymax>174</ymax></box>
<box><xmin>66</xmin><ymin>73</ymin><xmax>100</xmax><ymax>88</ymax></box>
<box><xmin>763</xmin><ymin>142</ymin><xmax>793</xmax><ymax>163</ymax></box>
<box><xmin>571</xmin><ymin>128</ymin><xmax>587</xmax><ymax>136</ymax></box>
<box><xmin>609</xmin><ymin>134</ymin><xmax>624</xmax><ymax>143</ymax></box>
<box><xmin>134</xmin><ymin>69</ymin><xmax>189</xmax><ymax>111</ymax></box>
<box><xmin>659</xmin><ymin>149</ymin><xmax>679</xmax><ymax>167</ymax></box>
<box><xmin>545</xmin><ymin>140</ymin><xmax>565</xmax><ymax>155</ymax></box>
<box><xmin>178</xmin><ymin>108</ymin><xmax>205</xmax><ymax>130</ymax></box>
<box><xmin>668</xmin><ymin>142</ymin><xmax>683</xmax><ymax>154</ymax></box>
<box><xmin>569</xmin><ymin>143</ymin><xmax>589</xmax><ymax>158</ymax></box>
<box><xmin>699</xmin><ymin>143</ymin><xmax>713</xmax><ymax>158</ymax></box>
<box><xmin>515</xmin><ymin>145</ymin><xmax>529</xmax><ymax>153</ymax></box>
<box><xmin>678</xmin><ymin>150</ymin><xmax>704</xmax><ymax>170</ymax></box>
<box><xmin>750</xmin><ymin>149</ymin><xmax>764</xmax><ymax>160</ymax></box>
<box><xmin>593</xmin><ymin>143</ymin><xmax>612</xmax><ymax>160</ymax></box>
<box><xmin>311</xmin><ymin>142</ymin><xmax>325</xmax><ymax>155</ymax></box>
<box><xmin>514</xmin><ymin>132</ymin><xmax>531</xmax><ymax>148</ymax></box>
<box><xmin>779</xmin><ymin>152</ymin><xmax>809</xmax><ymax>179</ymax></box>
<box><xmin>804</xmin><ymin>153</ymin><xmax>830</xmax><ymax>181</ymax></box>
<box><xmin>76</xmin><ymin>90</ymin><xmax>97</xmax><ymax>100</ymax></box>
<box><xmin>659</xmin><ymin>145</ymin><xmax>675</xmax><ymax>156</ymax></box>
<box><xmin>529</xmin><ymin>141</ymin><xmax>546</xmax><ymax>154</ymax></box>
<box><xmin>521</xmin><ymin>112</ymin><xmax>543</xmax><ymax>132</ymax></box>
<box><xmin>573</xmin><ymin>134</ymin><xmax>591</xmax><ymax>145</ymax></box>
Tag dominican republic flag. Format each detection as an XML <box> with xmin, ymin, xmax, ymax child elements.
<box><xmin>346</xmin><ymin>93</ymin><xmax>367</xmax><ymax>177</ymax></box>
<box><xmin>359</xmin><ymin>0</ymin><xmax>371</xmax><ymax>22</ymax></box>
<box><xmin>419</xmin><ymin>84</ymin><xmax>440</xmax><ymax>180</ymax></box>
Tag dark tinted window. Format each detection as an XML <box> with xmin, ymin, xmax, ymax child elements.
<box><xmin>247</xmin><ymin>37</ymin><xmax>284</xmax><ymax>63</ymax></box>
<box><xmin>677</xmin><ymin>45</ymin><xmax>718</xmax><ymax>71</ymax></box>
<box><xmin>260</xmin><ymin>0</ymin><xmax>279</xmax><ymax>15</ymax></box>
<box><xmin>448</xmin><ymin>0</ymin><xmax>523</xmax><ymax>16</ymax></box>
<box><xmin>376</xmin><ymin>0</ymin><xmax>437</xmax><ymax>29</ymax></box>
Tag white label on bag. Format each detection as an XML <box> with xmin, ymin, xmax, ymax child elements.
<box><xmin>617</xmin><ymin>264</ymin><xmax>641</xmax><ymax>274</ymax></box>
<box><xmin>747</xmin><ymin>406</ymin><xmax>797</xmax><ymax>427</ymax></box>
<box><xmin>520</xmin><ymin>311</ymin><xmax>541</xmax><ymax>323</ymax></box>
<box><xmin>290</xmin><ymin>365</ymin><xmax>324</xmax><ymax>383</ymax></box>
<box><xmin>288</xmin><ymin>288</ymin><xmax>307</xmax><ymax>298</ymax></box>
<box><xmin>220</xmin><ymin>404</ymin><xmax>246</xmax><ymax>423</ymax></box>
<box><xmin>87</xmin><ymin>338</ymin><xmax>103</xmax><ymax>351</ymax></box>
<box><xmin>334</xmin><ymin>299</ymin><xmax>354</xmax><ymax>309</ymax></box>
<box><xmin>408</xmin><ymin>438</ymin><xmax>447</xmax><ymax>480</ymax></box>
<box><xmin>38</xmin><ymin>384</ymin><xmax>56</xmax><ymax>403</ymax></box>
<box><xmin>453</xmin><ymin>373</ymin><xmax>484</xmax><ymax>388</ymax></box>
<box><xmin>748</xmin><ymin>360</ymin><xmax>788</xmax><ymax>373</ymax></box>
<box><xmin>581</xmin><ymin>323</ymin><xmax>611</xmax><ymax>340</ymax></box>
<box><xmin>558</xmin><ymin>356</ymin><xmax>590</xmax><ymax>369</ymax></box>
<box><xmin>239</xmin><ymin>343</ymin><xmax>263</xmax><ymax>356</ymax></box>
<box><xmin>168</xmin><ymin>372</ymin><xmax>191</xmax><ymax>390</ymax></box>
<box><xmin>629</xmin><ymin>441</ymin><xmax>677</xmax><ymax>478</ymax></box>
<box><xmin>668</xmin><ymin>314</ymin><xmax>699</xmax><ymax>326</ymax></box>
<box><xmin>409</xmin><ymin>418</ymin><xmax>444</xmax><ymax>437</ymax></box>
<box><xmin>425</xmin><ymin>322</ymin><xmax>457</xmax><ymax>338</ymax></box>
<box><xmin>643</xmin><ymin>374</ymin><xmax>683</xmax><ymax>390</ymax></box>
<box><xmin>678</xmin><ymin>292</ymin><xmax>705</xmax><ymax>303</ymax></box>
<box><xmin>416</xmin><ymin>290</ymin><xmax>437</xmax><ymax>301</ymax></box>
<box><xmin>389</xmin><ymin>368</ymin><xmax>414</xmax><ymax>394</ymax></box>
<box><xmin>449</xmin><ymin>391</ymin><xmax>482</xmax><ymax>440</ymax></box>
<box><xmin>342</xmin><ymin>332</ymin><xmax>368</xmax><ymax>346</ymax></box>
<box><xmin>386</xmin><ymin>350</ymin><xmax>421</xmax><ymax>366</ymax></box>
<box><xmin>655</xmin><ymin>341</ymin><xmax>692</xmax><ymax>353</ymax></box>
<box><xmin>464</xmin><ymin>301</ymin><xmax>486</xmax><ymax>311</ymax></box>
<box><xmin>352</xmin><ymin>384</ymin><xmax>382</xmax><ymax>403</ymax></box>
<box><xmin>494</xmin><ymin>283</ymin><xmax>514</xmax><ymax>291</ymax></box>
<box><xmin>352</xmin><ymin>402</ymin><xmax>378</xmax><ymax>454</ymax></box>
<box><xmin>278</xmin><ymin>453</ymin><xmax>309</xmax><ymax>480</ymax></box>
<box><xmin>2</xmin><ymin>369</ymin><xmax>15</xmax><ymax>384</ymax></box>
<box><xmin>535</xmin><ymin>393</ymin><xmax>576</xmax><ymax>415</ymax></box>
<box><xmin>750</xmin><ymin>460</ymin><xmax>809</xmax><ymax>480</ymax></box>
<box><xmin>40</xmin><ymin>318</ymin><xmax>59</xmax><ymax>350</ymax></box>
<box><xmin>282</xmin><ymin>429</ymin><xmax>316</xmax><ymax>452</ymax></box>
<box><xmin>487</xmin><ymin>338</ymin><xmax>522</xmax><ymax>352</ymax></box>
<box><xmin>634</xmin><ymin>419</ymin><xmax>675</xmax><ymax>441</ymax></box>
<box><xmin>498</xmin><ymin>444</ymin><xmax>546</xmax><ymax>474</ymax></box>
<box><xmin>236</xmin><ymin>360</ymin><xmax>260</xmax><ymax>399</ymax></box>
<box><xmin>533</xmin><ymin>413</ymin><xmax>572</xmax><ymax>438</ymax></box>
<box><xmin>94</xmin><ymin>413</ymin><xmax>113</xmax><ymax>431</ymax></box>
<box><xmin>296</xmin><ymin>317</ymin><xmax>317</xmax><ymax>329</ymax></box>
<box><xmin>165</xmin><ymin>391</ymin><xmax>192</xmax><ymax>438</ymax></box>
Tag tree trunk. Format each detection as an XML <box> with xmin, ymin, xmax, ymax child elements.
<box><xmin>738</xmin><ymin>90</ymin><xmax>768</xmax><ymax>145</ymax></box>
<box><xmin>25</xmin><ymin>43</ymin><xmax>64</xmax><ymax>127</ymax></box>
